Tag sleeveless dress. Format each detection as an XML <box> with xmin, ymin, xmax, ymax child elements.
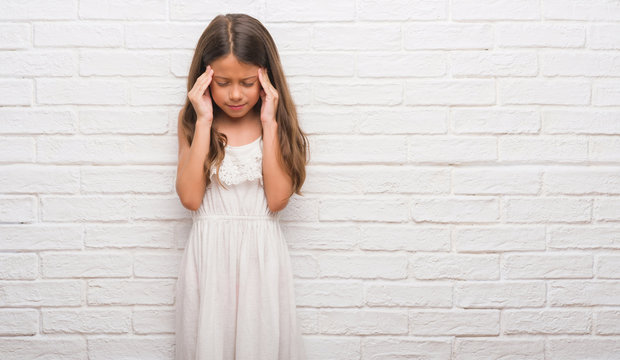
<box><xmin>174</xmin><ymin>135</ymin><xmax>306</xmax><ymax>360</ymax></box>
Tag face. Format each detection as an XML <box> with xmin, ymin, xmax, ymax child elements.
<box><xmin>208</xmin><ymin>53</ymin><xmax>261</xmax><ymax>120</ymax></box>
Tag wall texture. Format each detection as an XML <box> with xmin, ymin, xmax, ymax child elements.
<box><xmin>2</xmin><ymin>0</ymin><xmax>620</xmax><ymax>359</ymax></box>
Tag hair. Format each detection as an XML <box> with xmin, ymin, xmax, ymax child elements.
<box><xmin>179</xmin><ymin>13</ymin><xmax>309</xmax><ymax>195</ymax></box>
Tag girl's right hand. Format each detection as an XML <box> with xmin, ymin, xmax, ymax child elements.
<box><xmin>188</xmin><ymin>65</ymin><xmax>215</xmax><ymax>125</ymax></box>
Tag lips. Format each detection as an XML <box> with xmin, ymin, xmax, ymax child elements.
<box><xmin>228</xmin><ymin>104</ymin><xmax>245</xmax><ymax>110</ymax></box>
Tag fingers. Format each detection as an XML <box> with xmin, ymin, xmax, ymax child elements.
<box><xmin>258</xmin><ymin>68</ymin><xmax>278</xmax><ymax>99</ymax></box>
<box><xmin>190</xmin><ymin>65</ymin><xmax>214</xmax><ymax>100</ymax></box>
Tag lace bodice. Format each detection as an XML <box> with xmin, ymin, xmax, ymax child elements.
<box><xmin>209</xmin><ymin>136</ymin><xmax>263</xmax><ymax>186</ymax></box>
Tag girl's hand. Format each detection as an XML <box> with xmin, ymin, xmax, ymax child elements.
<box><xmin>258</xmin><ymin>67</ymin><xmax>278</xmax><ymax>125</ymax></box>
<box><xmin>188</xmin><ymin>65</ymin><xmax>214</xmax><ymax>125</ymax></box>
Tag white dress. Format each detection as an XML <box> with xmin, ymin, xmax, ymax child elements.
<box><xmin>175</xmin><ymin>135</ymin><xmax>306</xmax><ymax>360</ymax></box>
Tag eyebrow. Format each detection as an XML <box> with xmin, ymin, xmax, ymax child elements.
<box><xmin>213</xmin><ymin>76</ymin><xmax>257</xmax><ymax>80</ymax></box>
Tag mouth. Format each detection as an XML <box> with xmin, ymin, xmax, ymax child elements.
<box><xmin>227</xmin><ymin>104</ymin><xmax>245</xmax><ymax>111</ymax></box>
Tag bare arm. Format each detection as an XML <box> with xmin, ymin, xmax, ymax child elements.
<box><xmin>261</xmin><ymin>121</ymin><xmax>293</xmax><ymax>212</ymax></box>
<box><xmin>175</xmin><ymin>110</ymin><xmax>212</xmax><ymax>211</ymax></box>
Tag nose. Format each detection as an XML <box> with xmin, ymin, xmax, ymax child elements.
<box><xmin>229</xmin><ymin>84</ymin><xmax>242</xmax><ymax>101</ymax></box>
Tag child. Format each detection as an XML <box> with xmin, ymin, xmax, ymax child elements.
<box><xmin>174</xmin><ymin>13</ymin><xmax>309</xmax><ymax>360</ymax></box>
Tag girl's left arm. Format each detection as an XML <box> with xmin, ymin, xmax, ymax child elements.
<box><xmin>262</xmin><ymin>120</ymin><xmax>293</xmax><ymax>212</ymax></box>
<box><xmin>258</xmin><ymin>67</ymin><xmax>293</xmax><ymax>212</ymax></box>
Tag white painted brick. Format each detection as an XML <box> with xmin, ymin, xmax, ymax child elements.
<box><xmin>278</xmin><ymin>195</ymin><xmax>319</xmax><ymax>222</ymax></box>
<box><xmin>358</xmin><ymin>52</ymin><xmax>446</xmax><ymax>78</ymax></box>
<box><xmin>454</xmin><ymin>338</ymin><xmax>544</xmax><ymax>360</ymax></box>
<box><xmin>544</xmin><ymin>167</ymin><xmax>620</xmax><ymax>194</ymax></box>
<box><xmin>85</xmin><ymin>223</ymin><xmax>176</xmax><ymax>249</ymax></box>
<box><xmin>499</xmin><ymin>79</ymin><xmax>590</xmax><ymax>105</ymax></box>
<box><xmin>503</xmin><ymin>309</ymin><xmax>591</xmax><ymax>335</ymax></box>
<box><xmin>0</xmin><ymin>50</ymin><xmax>74</xmax><ymax>76</ymax></box>
<box><xmin>408</xmin><ymin>310</ymin><xmax>499</xmax><ymax>335</ymax></box>
<box><xmin>304</xmin><ymin>336</ymin><xmax>360</xmax><ymax>360</ymax></box>
<box><xmin>289</xmin><ymin>254</ymin><xmax>319</xmax><ymax>278</ymax></box>
<box><xmin>0</xmin><ymin>280</ymin><xmax>82</xmax><ymax>306</ymax></box>
<box><xmin>41</xmin><ymin>196</ymin><xmax>132</xmax><ymax>222</ymax></box>
<box><xmin>295</xmin><ymin>280</ymin><xmax>363</xmax><ymax>307</ymax></box>
<box><xmin>454</xmin><ymin>225</ymin><xmax>546</xmax><ymax>252</ymax></box>
<box><xmin>297</xmin><ymin>308</ymin><xmax>319</xmax><ymax>333</ymax></box>
<box><xmin>451</xmin><ymin>51</ymin><xmax>538</xmax><ymax>77</ymax></box>
<box><xmin>0</xmin><ymin>108</ymin><xmax>77</xmax><ymax>134</ymax></box>
<box><xmin>132</xmin><ymin>196</ymin><xmax>188</xmax><ymax>220</ymax></box>
<box><xmin>265</xmin><ymin>0</ymin><xmax>355</xmax><ymax>22</ymax></box>
<box><xmin>0</xmin><ymin>337</ymin><xmax>86</xmax><ymax>360</ymax></box>
<box><xmin>542</xmin><ymin>52</ymin><xmax>620</xmax><ymax>76</ymax></box>
<box><xmin>79</xmin><ymin>0</ymin><xmax>166</xmax><ymax>20</ymax></box>
<box><xmin>313</xmin><ymin>25</ymin><xmax>400</xmax><ymax>51</ymax></box>
<box><xmin>0</xmin><ymin>196</ymin><xmax>37</xmax><ymax>223</ymax></box>
<box><xmin>170</xmin><ymin>0</ymin><xmax>262</xmax><ymax>21</ymax></box>
<box><xmin>0</xmin><ymin>79</ymin><xmax>32</xmax><ymax>105</ymax></box>
<box><xmin>505</xmin><ymin>197</ymin><xmax>591</xmax><ymax>223</ymax></box>
<box><xmin>0</xmin><ymin>0</ymin><xmax>76</xmax><ymax>20</ymax></box>
<box><xmin>88</xmin><ymin>279</ymin><xmax>175</xmax><ymax>305</ymax></box>
<box><xmin>319</xmin><ymin>309</ymin><xmax>408</xmax><ymax>335</ymax></box>
<box><xmin>362</xmin><ymin>337</ymin><xmax>451</xmax><ymax>360</ymax></box>
<box><xmin>365</xmin><ymin>282</ymin><xmax>452</xmax><ymax>307</ymax></box>
<box><xmin>543</xmin><ymin>109</ymin><xmax>620</xmax><ymax>135</ymax></box>
<box><xmin>0</xmin><ymin>253</ymin><xmax>38</xmax><ymax>280</ymax></box>
<box><xmin>358</xmin><ymin>0</ymin><xmax>446</xmax><ymax>21</ymax></box>
<box><xmin>359</xmin><ymin>224</ymin><xmax>450</xmax><ymax>251</ymax></box>
<box><xmin>87</xmin><ymin>336</ymin><xmax>174</xmax><ymax>360</ymax></box>
<box><xmin>37</xmin><ymin>79</ymin><xmax>126</xmax><ymax>105</ymax></box>
<box><xmin>549</xmin><ymin>280</ymin><xmax>620</xmax><ymax>306</ymax></box>
<box><xmin>125</xmin><ymin>23</ymin><xmax>205</xmax><ymax>49</ymax></box>
<box><xmin>453</xmin><ymin>107</ymin><xmax>540</xmax><ymax>134</ymax></box>
<box><xmin>280</xmin><ymin>223</ymin><xmax>359</xmax><ymax>250</ymax></box>
<box><xmin>597</xmin><ymin>255</ymin><xmax>620</xmax><ymax>279</ymax></box>
<box><xmin>130</xmin><ymin>78</ymin><xmax>186</xmax><ymax>105</ymax></box>
<box><xmin>453</xmin><ymin>166</ymin><xmax>541</xmax><ymax>195</ymax></box>
<box><xmin>590</xmin><ymin>24</ymin><xmax>620</xmax><ymax>49</ymax></box>
<box><xmin>134</xmin><ymin>253</ymin><xmax>181</xmax><ymax>278</ymax></box>
<box><xmin>314</xmin><ymin>81</ymin><xmax>402</xmax><ymax>105</ymax></box>
<box><xmin>546</xmin><ymin>338</ymin><xmax>620</xmax><ymax>360</ymax></box>
<box><xmin>409</xmin><ymin>253</ymin><xmax>500</xmax><ymax>280</ymax></box>
<box><xmin>35</xmin><ymin>22</ymin><xmax>122</xmax><ymax>47</ymax></box>
<box><xmin>496</xmin><ymin>23</ymin><xmax>585</xmax><ymax>48</ymax></box>
<box><xmin>41</xmin><ymin>308</ymin><xmax>131</xmax><ymax>334</ymax></box>
<box><xmin>359</xmin><ymin>108</ymin><xmax>447</xmax><ymax>134</ymax></box>
<box><xmin>0</xmin><ymin>224</ymin><xmax>83</xmax><ymax>250</ymax></box>
<box><xmin>308</xmin><ymin>135</ymin><xmax>407</xmax><ymax>164</ymax></box>
<box><xmin>319</xmin><ymin>198</ymin><xmax>409</xmax><ymax>222</ymax></box>
<box><xmin>410</xmin><ymin>196</ymin><xmax>499</xmax><ymax>223</ymax></box>
<box><xmin>404</xmin><ymin>24</ymin><xmax>493</xmax><ymax>50</ymax></box>
<box><xmin>0</xmin><ymin>165</ymin><xmax>79</xmax><ymax>193</ymax></box>
<box><xmin>0</xmin><ymin>23</ymin><xmax>30</xmax><ymax>49</ymax></box>
<box><xmin>593</xmin><ymin>79</ymin><xmax>620</xmax><ymax>106</ymax></box>
<box><xmin>455</xmin><ymin>281</ymin><xmax>545</xmax><ymax>308</ymax></box>
<box><xmin>452</xmin><ymin>0</ymin><xmax>539</xmax><ymax>20</ymax></box>
<box><xmin>80</xmin><ymin>50</ymin><xmax>169</xmax><ymax>76</ymax></box>
<box><xmin>549</xmin><ymin>225</ymin><xmax>620</xmax><ymax>249</ymax></box>
<box><xmin>304</xmin><ymin>165</ymin><xmax>449</xmax><ymax>194</ymax></box>
<box><xmin>41</xmin><ymin>252</ymin><xmax>133</xmax><ymax>278</ymax></box>
<box><xmin>591</xmin><ymin>136</ymin><xmax>620</xmax><ymax>162</ymax></box>
<box><xmin>37</xmin><ymin>136</ymin><xmax>177</xmax><ymax>164</ymax></box>
<box><xmin>405</xmin><ymin>80</ymin><xmax>495</xmax><ymax>105</ymax></box>
<box><xmin>595</xmin><ymin>310</ymin><xmax>620</xmax><ymax>335</ymax></box>
<box><xmin>267</xmin><ymin>24</ymin><xmax>313</xmax><ymax>51</ymax></box>
<box><xmin>0</xmin><ymin>309</ymin><xmax>38</xmax><ymax>335</ymax></box>
<box><xmin>504</xmin><ymin>253</ymin><xmax>593</xmax><ymax>279</ymax></box>
<box><xmin>81</xmin><ymin>166</ymin><xmax>174</xmax><ymax>194</ymax></box>
<box><xmin>407</xmin><ymin>135</ymin><xmax>497</xmax><ymax>164</ymax></box>
<box><xmin>298</xmin><ymin>108</ymin><xmax>357</xmax><ymax>134</ymax></box>
<box><xmin>0</xmin><ymin>137</ymin><xmax>35</xmax><ymax>162</ymax></box>
<box><xmin>499</xmin><ymin>136</ymin><xmax>588</xmax><ymax>162</ymax></box>
<box><xmin>133</xmin><ymin>308</ymin><xmax>175</xmax><ymax>334</ymax></box>
<box><xmin>544</xmin><ymin>0</ymin><xmax>620</xmax><ymax>21</ymax></box>
<box><xmin>281</xmin><ymin>53</ymin><xmax>355</xmax><ymax>77</ymax></box>
<box><xmin>318</xmin><ymin>253</ymin><xmax>408</xmax><ymax>279</ymax></box>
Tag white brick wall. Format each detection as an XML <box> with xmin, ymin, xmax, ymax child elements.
<box><xmin>1</xmin><ymin>0</ymin><xmax>620</xmax><ymax>358</ymax></box>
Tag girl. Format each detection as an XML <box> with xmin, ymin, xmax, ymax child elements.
<box><xmin>174</xmin><ymin>13</ymin><xmax>308</xmax><ymax>360</ymax></box>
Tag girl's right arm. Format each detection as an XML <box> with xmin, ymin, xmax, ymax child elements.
<box><xmin>176</xmin><ymin>65</ymin><xmax>215</xmax><ymax>211</ymax></box>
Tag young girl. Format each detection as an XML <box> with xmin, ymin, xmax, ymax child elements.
<box><xmin>174</xmin><ymin>13</ymin><xmax>308</xmax><ymax>360</ymax></box>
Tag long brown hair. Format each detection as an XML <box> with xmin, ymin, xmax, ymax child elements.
<box><xmin>179</xmin><ymin>13</ymin><xmax>309</xmax><ymax>195</ymax></box>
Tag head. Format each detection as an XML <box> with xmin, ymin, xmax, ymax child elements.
<box><xmin>180</xmin><ymin>13</ymin><xmax>309</xmax><ymax>195</ymax></box>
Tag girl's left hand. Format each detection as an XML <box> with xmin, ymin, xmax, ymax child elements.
<box><xmin>258</xmin><ymin>67</ymin><xmax>278</xmax><ymax>125</ymax></box>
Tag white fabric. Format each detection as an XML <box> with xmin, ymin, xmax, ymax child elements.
<box><xmin>175</xmin><ymin>135</ymin><xmax>306</xmax><ymax>360</ymax></box>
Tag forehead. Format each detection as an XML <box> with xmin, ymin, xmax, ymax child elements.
<box><xmin>210</xmin><ymin>53</ymin><xmax>258</xmax><ymax>79</ymax></box>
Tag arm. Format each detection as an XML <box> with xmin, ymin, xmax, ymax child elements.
<box><xmin>261</xmin><ymin>120</ymin><xmax>294</xmax><ymax>212</ymax></box>
<box><xmin>175</xmin><ymin>109</ymin><xmax>211</xmax><ymax>211</ymax></box>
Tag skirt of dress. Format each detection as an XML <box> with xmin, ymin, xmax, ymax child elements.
<box><xmin>175</xmin><ymin>214</ymin><xmax>306</xmax><ymax>360</ymax></box>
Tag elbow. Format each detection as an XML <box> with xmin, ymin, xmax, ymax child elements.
<box><xmin>268</xmin><ymin>197</ymin><xmax>290</xmax><ymax>213</ymax></box>
<box><xmin>176</xmin><ymin>184</ymin><xmax>201</xmax><ymax>211</ymax></box>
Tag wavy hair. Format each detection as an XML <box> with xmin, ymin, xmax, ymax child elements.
<box><xmin>179</xmin><ymin>13</ymin><xmax>309</xmax><ymax>195</ymax></box>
